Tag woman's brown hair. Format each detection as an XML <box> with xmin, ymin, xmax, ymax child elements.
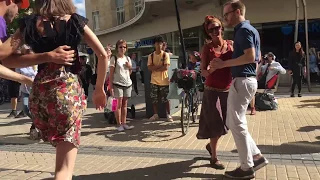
<box><xmin>295</xmin><ymin>41</ymin><xmax>305</xmax><ymax>56</ymax></box>
<box><xmin>202</xmin><ymin>15</ymin><xmax>224</xmax><ymax>40</ymax></box>
<box><xmin>35</xmin><ymin>0</ymin><xmax>76</xmax><ymax>17</ymax></box>
<box><xmin>115</xmin><ymin>39</ymin><xmax>127</xmax><ymax>53</ymax></box>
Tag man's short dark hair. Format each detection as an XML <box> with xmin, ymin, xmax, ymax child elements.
<box><xmin>153</xmin><ymin>36</ymin><xmax>164</xmax><ymax>44</ymax></box>
<box><xmin>224</xmin><ymin>0</ymin><xmax>246</xmax><ymax>16</ymax></box>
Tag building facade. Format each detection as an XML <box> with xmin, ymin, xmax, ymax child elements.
<box><xmin>86</xmin><ymin>0</ymin><xmax>320</xmax><ymax>69</ymax></box>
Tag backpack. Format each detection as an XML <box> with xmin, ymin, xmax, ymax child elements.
<box><xmin>255</xmin><ymin>93</ymin><xmax>278</xmax><ymax>111</ymax></box>
<box><xmin>150</xmin><ymin>52</ymin><xmax>167</xmax><ymax>66</ymax></box>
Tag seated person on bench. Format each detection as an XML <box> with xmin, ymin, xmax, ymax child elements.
<box><xmin>250</xmin><ymin>52</ymin><xmax>286</xmax><ymax>115</ymax></box>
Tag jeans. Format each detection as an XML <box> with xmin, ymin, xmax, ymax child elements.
<box><xmin>21</xmin><ymin>92</ymin><xmax>32</xmax><ymax>119</ymax></box>
<box><xmin>226</xmin><ymin>77</ymin><xmax>261</xmax><ymax>169</ymax></box>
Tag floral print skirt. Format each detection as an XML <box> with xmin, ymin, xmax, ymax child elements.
<box><xmin>29</xmin><ymin>64</ymin><xmax>87</xmax><ymax>148</ymax></box>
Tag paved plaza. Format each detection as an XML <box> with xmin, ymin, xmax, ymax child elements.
<box><xmin>0</xmin><ymin>86</ymin><xmax>319</xmax><ymax>180</ymax></box>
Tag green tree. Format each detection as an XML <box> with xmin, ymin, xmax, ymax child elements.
<box><xmin>7</xmin><ymin>0</ymin><xmax>35</xmax><ymax>35</ymax></box>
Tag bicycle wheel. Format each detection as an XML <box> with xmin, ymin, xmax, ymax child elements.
<box><xmin>192</xmin><ymin>91</ymin><xmax>200</xmax><ymax>123</ymax></box>
<box><xmin>181</xmin><ymin>92</ymin><xmax>191</xmax><ymax>135</ymax></box>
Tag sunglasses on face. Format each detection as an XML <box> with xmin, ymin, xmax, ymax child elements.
<box><xmin>119</xmin><ymin>46</ymin><xmax>127</xmax><ymax>49</ymax></box>
<box><xmin>207</xmin><ymin>26</ymin><xmax>221</xmax><ymax>33</ymax></box>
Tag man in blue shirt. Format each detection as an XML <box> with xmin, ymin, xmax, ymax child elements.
<box><xmin>211</xmin><ymin>0</ymin><xmax>268</xmax><ymax>179</ymax></box>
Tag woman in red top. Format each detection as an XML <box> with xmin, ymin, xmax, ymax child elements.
<box><xmin>197</xmin><ymin>16</ymin><xmax>233</xmax><ymax>169</ymax></box>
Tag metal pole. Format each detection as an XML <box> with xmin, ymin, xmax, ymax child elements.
<box><xmin>174</xmin><ymin>0</ymin><xmax>187</xmax><ymax>69</ymax></box>
<box><xmin>294</xmin><ymin>0</ymin><xmax>300</xmax><ymax>42</ymax></box>
<box><xmin>302</xmin><ymin>0</ymin><xmax>311</xmax><ymax>92</ymax></box>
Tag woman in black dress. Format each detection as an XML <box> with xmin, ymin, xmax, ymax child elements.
<box><xmin>288</xmin><ymin>41</ymin><xmax>306</xmax><ymax>97</ymax></box>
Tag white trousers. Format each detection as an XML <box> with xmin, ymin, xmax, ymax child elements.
<box><xmin>227</xmin><ymin>77</ymin><xmax>261</xmax><ymax>169</ymax></box>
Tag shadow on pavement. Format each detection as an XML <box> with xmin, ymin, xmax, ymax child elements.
<box><xmin>231</xmin><ymin>125</ymin><xmax>320</xmax><ymax>154</ymax></box>
<box><xmin>74</xmin><ymin>157</ymin><xmax>224</xmax><ymax>180</ymax></box>
<box><xmin>80</xmin><ymin>113</ymin><xmax>199</xmax><ymax>142</ymax></box>
<box><xmin>0</xmin><ymin>117</ymin><xmax>31</xmax><ymax>126</ymax></box>
<box><xmin>296</xmin><ymin>98</ymin><xmax>320</xmax><ymax>108</ymax></box>
<box><xmin>0</xmin><ymin>133</ymin><xmax>39</xmax><ymax>145</ymax></box>
<box><xmin>300</xmin><ymin>98</ymin><xmax>320</xmax><ymax>103</ymax></box>
<box><xmin>230</xmin><ymin>141</ymin><xmax>320</xmax><ymax>154</ymax></box>
<box><xmin>297</xmin><ymin>125</ymin><xmax>320</xmax><ymax>132</ymax></box>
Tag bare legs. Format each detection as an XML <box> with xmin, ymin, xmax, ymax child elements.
<box><xmin>115</xmin><ymin>97</ymin><xmax>129</xmax><ymax>125</ymax></box>
<box><xmin>210</xmin><ymin>137</ymin><xmax>220</xmax><ymax>160</ymax></box>
<box><xmin>55</xmin><ymin>142</ymin><xmax>78</xmax><ymax>180</ymax></box>
<box><xmin>121</xmin><ymin>97</ymin><xmax>128</xmax><ymax>124</ymax></box>
<box><xmin>11</xmin><ymin>97</ymin><xmax>18</xmax><ymax>111</ymax></box>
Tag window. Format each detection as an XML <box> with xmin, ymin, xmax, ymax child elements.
<box><xmin>116</xmin><ymin>0</ymin><xmax>125</xmax><ymax>25</ymax></box>
<box><xmin>134</xmin><ymin>0</ymin><xmax>143</xmax><ymax>16</ymax></box>
<box><xmin>92</xmin><ymin>11</ymin><xmax>100</xmax><ymax>31</ymax></box>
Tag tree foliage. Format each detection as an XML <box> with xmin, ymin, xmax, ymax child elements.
<box><xmin>7</xmin><ymin>0</ymin><xmax>35</xmax><ymax>35</ymax></box>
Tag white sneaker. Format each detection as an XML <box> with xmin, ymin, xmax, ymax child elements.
<box><xmin>117</xmin><ymin>125</ymin><xmax>125</xmax><ymax>132</ymax></box>
<box><xmin>149</xmin><ymin>114</ymin><xmax>159</xmax><ymax>121</ymax></box>
<box><xmin>123</xmin><ymin>124</ymin><xmax>134</xmax><ymax>130</ymax></box>
<box><xmin>167</xmin><ymin>114</ymin><xmax>173</xmax><ymax>122</ymax></box>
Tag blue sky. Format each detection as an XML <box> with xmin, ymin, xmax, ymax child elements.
<box><xmin>73</xmin><ymin>0</ymin><xmax>86</xmax><ymax>17</ymax></box>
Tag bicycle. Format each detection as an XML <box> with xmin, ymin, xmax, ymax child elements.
<box><xmin>172</xmin><ymin>69</ymin><xmax>203</xmax><ymax>135</ymax></box>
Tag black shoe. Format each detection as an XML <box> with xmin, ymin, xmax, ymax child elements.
<box><xmin>7</xmin><ymin>110</ymin><xmax>17</xmax><ymax>118</ymax></box>
<box><xmin>298</xmin><ymin>93</ymin><xmax>302</xmax><ymax>97</ymax></box>
<box><xmin>290</xmin><ymin>94</ymin><xmax>295</xmax><ymax>97</ymax></box>
<box><xmin>210</xmin><ymin>158</ymin><xmax>225</xmax><ymax>170</ymax></box>
<box><xmin>253</xmin><ymin>157</ymin><xmax>269</xmax><ymax>171</ymax></box>
<box><xmin>206</xmin><ymin>143</ymin><xmax>211</xmax><ymax>155</ymax></box>
<box><xmin>15</xmin><ymin>111</ymin><xmax>26</xmax><ymax>118</ymax></box>
<box><xmin>225</xmin><ymin>167</ymin><xmax>255</xmax><ymax>179</ymax></box>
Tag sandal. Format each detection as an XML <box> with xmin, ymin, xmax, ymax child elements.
<box><xmin>210</xmin><ymin>158</ymin><xmax>225</xmax><ymax>170</ymax></box>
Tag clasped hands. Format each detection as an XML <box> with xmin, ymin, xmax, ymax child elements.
<box><xmin>208</xmin><ymin>58</ymin><xmax>225</xmax><ymax>73</ymax></box>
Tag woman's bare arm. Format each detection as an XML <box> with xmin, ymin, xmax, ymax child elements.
<box><xmin>83</xmin><ymin>25</ymin><xmax>108</xmax><ymax>90</ymax></box>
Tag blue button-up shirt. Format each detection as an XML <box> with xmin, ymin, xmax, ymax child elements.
<box><xmin>232</xmin><ymin>20</ymin><xmax>260</xmax><ymax>77</ymax></box>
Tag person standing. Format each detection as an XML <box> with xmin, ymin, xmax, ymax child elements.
<box><xmin>130</xmin><ymin>53</ymin><xmax>140</xmax><ymax>96</ymax></box>
<box><xmin>211</xmin><ymin>1</ymin><xmax>268</xmax><ymax>178</ymax></box>
<box><xmin>288</xmin><ymin>41</ymin><xmax>306</xmax><ymax>97</ymax></box>
<box><xmin>109</xmin><ymin>40</ymin><xmax>134</xmax><ymax>132</ymax></box>
<box><xmin>197</xmin><ymin>15</ymin><xmax>233</xmax><ymax>170</ymax></box>
<box><xmin>148</xmin><ymin>36</ymin><xmax>173</xmax><ymax>121</ymax></box>
<box><xmin>7</xmin><ymin>76</ymin><xmax>21</xmax><ymax>118</ymax></box>
<box><xmin>15</xmin><ymin>53</ymin><xmax>37</xmax><ymax>124</ymax></box>
<box><xmin>309</xmin><ymin>48</ymin><xmax>320</xmax><ymax>84</ymax></box>
<box><xmin>79</xmin><ymin>54</ymin><xmax>93</xmax><ymax>99</ymax></box>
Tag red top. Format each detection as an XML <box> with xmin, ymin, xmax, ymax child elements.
<box><xmin>201</xmin><ymin>41</ymin><xmax>233</xmax><ymax>90</ymax></box>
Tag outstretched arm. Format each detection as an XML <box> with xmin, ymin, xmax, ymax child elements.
<box><xmin>0</xmin><ymin>30</ymin><xmax>75</xmax><ymax>68</ymax></box>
